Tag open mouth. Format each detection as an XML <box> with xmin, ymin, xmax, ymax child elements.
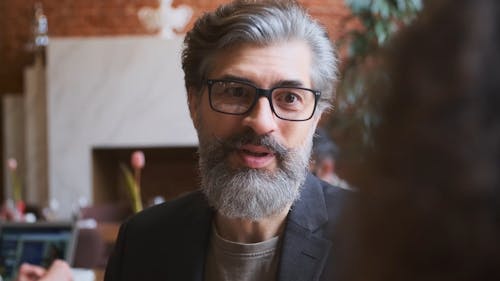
<box><xmin>240</xmin><ymin>144</ymin><xmax>274</xmax><ymax>156</ymax></box>
<box><xmin>237</xmin><ymin>144</ymin><xmax>276</xmax><ymax>169</ymax></box>
<box><xmin>242</xmin><ymin>149</ymin><xmax>272</xmax><ymax>157</ymax></box>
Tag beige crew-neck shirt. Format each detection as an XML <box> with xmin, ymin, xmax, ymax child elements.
<box><xmin>204</xmin><ymin>225</ymin><xmax>281</xmax><ymax>281</ymax></box>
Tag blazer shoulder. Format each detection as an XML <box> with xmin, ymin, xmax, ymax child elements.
<box><xmin>306</xmin><ymin>174</ymin><xmax>353</xmax><ymax>226</ymax></box>
<box><xmin>325</xmin><ymin>181</ymin><xmax>353</xmax><ymax>213</ymax></box>
<box><xmin>105</xmin><ymin>190</ymin><xmax>212</xmax><ymax>281</ymax></box>
<box><xmin>307</xmin><ymin>174</ymin><xmax>353</xmax><ymax>203</ymax></box>
<box><xmin>125</xmin><ymin>189</ymin><xmax>211</xmax><ymax>230</ymax></box>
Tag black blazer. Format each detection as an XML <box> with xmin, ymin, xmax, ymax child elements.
<box><xmin>104</xmin><ymin>173</ymin><xmax>350</xmax><ymax>281</ymax></box>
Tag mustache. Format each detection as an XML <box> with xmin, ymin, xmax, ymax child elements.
<box><xmin>214</xmin><ymin>130</ymin><xmax>288</xmax><ymax>159</ymax></box>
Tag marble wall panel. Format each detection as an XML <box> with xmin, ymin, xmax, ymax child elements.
<box><xmin>24</xmin><ymin>55</ymin><xmax>49</xmax><ymax>207</ymax></box>
<box><xmin>47</xmin><ymin>37</ymin><xmax>198</xmax><ymax>218</ymax></box>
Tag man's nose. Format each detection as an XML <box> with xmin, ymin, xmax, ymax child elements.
<box><xmin>242</xmin><ymin>97</ymin><xmax>278</xmax><ymax>135</ymax></box>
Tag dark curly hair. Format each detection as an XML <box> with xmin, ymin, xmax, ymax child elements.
<box><xmin>338</xmin><ymin>0</ymin><xmax>500</xmax><ymax>280</ymax></box>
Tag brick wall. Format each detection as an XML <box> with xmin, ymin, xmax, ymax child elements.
<box><xmin>0</xmin><ymin>0</ymin><xmax>353</xmax><ymax>94</ymax></box>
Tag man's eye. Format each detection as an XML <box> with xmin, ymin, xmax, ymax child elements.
<box><xmin>278</xmin><ymin>92</ymin><xmax>302</xmax><ymax>105</ymax></box>
<box><xmin>284</xmin><ymin>93</ymin><xmax>298</xmax><ymax>103</ymax></box>
<box><xmin>274</xmin><ymin>89</ymin><xmax>310</xmax><ymax>111</ymax></box>
<box><xmin>226</xmin><ymin>87</ymin><xmax>246</xmax><ymax>97</ymax></box>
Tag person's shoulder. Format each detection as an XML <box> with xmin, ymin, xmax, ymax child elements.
<box><xmin>308</xmin><ymin>174</ymin><xmax>354</xmax><ymax>214</ymax></box>
<box><xmin>125</xmin><ymin>189</ymin><xmax>210</xmax><ymax>230</ymax></box>
<box><xmin>309</xmin><ymin>173</ymin><xmax>353</xmax><ymax>197</ymax></box>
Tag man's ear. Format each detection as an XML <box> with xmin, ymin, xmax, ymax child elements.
<box><xmin>187</xmin><ymin>87</ymin><xmax>200</xmax><ymax>130</ymax></box>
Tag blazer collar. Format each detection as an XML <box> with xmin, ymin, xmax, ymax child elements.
<box><xmin>288</xmin><ymin>173</ymin><xmax>329</xmax><ymax>231</ymax></box>
<box><xmin>278</xmin><ymin>173</ymin><xmax>332</xmax><ymax>281</ymax></box>
<box><xmin>189</xmin><ymin>174</ymin><xmax>332</xmax><ymax>281</ymax></box>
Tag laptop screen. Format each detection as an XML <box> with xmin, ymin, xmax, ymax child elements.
<box><xmin>0</xmin><ymin>222</ymin><xmax>77</xmax><ymax>281</ymax></box>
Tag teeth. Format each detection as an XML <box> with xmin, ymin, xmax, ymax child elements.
<box><xmin>243</xmin><ymin>149</ymin><xmax>268</xmax><ymax>157</ymax></box>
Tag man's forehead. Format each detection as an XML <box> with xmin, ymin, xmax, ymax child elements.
<box><xmin>208</xmin><ymin>41</ymin><xmax>313</xmax><ymax>88</ymax></box>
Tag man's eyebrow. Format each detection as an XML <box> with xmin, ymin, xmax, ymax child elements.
<box><xmin>215</xmin><ymin>75</ymin><xmax>306</xmax><ymax>88</ymax></box>
<box><xmin>274</xmin><ymin>80</ymin><xmax>305</xmax><ymax>88</ymax></box>
<box><xmin>216</xmin><ymin>74</ymin><xmax>254</xmax><ymax>84</ymax></box>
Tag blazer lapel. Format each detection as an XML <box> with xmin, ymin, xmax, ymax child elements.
<box><xmin>278</xmin><ymin>174</ymin><xmax>332</xmax><ymax>281</ymax></box>
<box><xmin>184</xmin><ymin>210</ymin><xmax>213</xmax><ymax>281</ymax></box>
<box><xmin>170</xmin><ymin>191</ymin><xmax>214</xmax><ymax>281</ymax></box>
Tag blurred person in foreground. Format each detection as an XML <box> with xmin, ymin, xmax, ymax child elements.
<box><xmin>337</xmin><ymin>0</ymin><xmax>500</xmax><ymax>280</ymax></box>
<box><xmin>105</xmin><ymin>1</ymin><xmax>351</xmax><ymax>281</ymax></box>
<box><xmin>310</xmin><ymin>128</ymin><xmax>351</xmax><ymax>190</ymax></box>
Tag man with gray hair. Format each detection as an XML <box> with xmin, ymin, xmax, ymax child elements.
<box><xmin>105</xmin><ymin>1</ymin><xmax>350</xmax><ymax>280</ymax></box>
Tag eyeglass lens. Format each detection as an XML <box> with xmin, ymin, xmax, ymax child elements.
<box><xmin>209</xmin><ymin>80</ymin><xmax>317</xmax><ymax>121</ymax></box>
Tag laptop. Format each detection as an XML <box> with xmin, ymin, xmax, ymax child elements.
<box><xmin>0</xmin><ymin>222</ymin><xmax>78</xmax><ymax>281</ymax></box>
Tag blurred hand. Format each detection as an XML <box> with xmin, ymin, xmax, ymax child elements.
<box><xmin>16</xmin><ymin>260</ymin><xmax>73</xmax><ymax>281</ymax></box>
<box><xmin>16</xmin><ymin>263</ymin><xmax>46</xmax><ymax>281</ymax></box>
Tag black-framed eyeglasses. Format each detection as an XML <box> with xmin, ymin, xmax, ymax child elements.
<box><xmin>206</xmin><ymin>79</ymin><xmax>321</xmax><ymax>121</ymax></box>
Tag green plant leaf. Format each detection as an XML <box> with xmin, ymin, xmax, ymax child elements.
<box><xmin>371</xmin><ymin>0</ymin><xmax>391</xmax><ymax>19</ymax></box>
<box><xmin>374</xmin><ymin>21</ymin><xmax>388</xmax><ymax>45</ymax></box>
<box><xmin>12</xmin><ymin>171</ymin><xmax>22</xmax><ymax>203</ymax></box>
<box><xmin>335</xmin><ymin>0</ymin><xmax>423</xmax><ymax>160</ymax></box>
<box><xmin>120</xmin><ymin>163</ymin><xmax>143</xmax><ymax>213</ymax></box>
<box><xmin>346</xmin><ymin>0</ymin><xmax>372</xmax><ymax>13</ymax></box>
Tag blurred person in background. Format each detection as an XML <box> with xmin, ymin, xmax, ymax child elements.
<box><xmin>337</xmin><ymin>0</ymin><xmax>500</xmax><ymax>280</ymax></box>
<box><xmin>310</xmin><ymin>128</ymin><xmax>351</xmax><ymax>190</ymax></box>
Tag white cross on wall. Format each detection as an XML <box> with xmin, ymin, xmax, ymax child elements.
<box><xmin>138</xmin><ymin>0</ymin><xmax>193</xmax><ymax>39</ymax></box>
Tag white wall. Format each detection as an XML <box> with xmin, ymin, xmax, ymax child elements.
<box><xmin>46</xmin><ymin>37</ymin><xmax>198</xmax><ymax>217</ymax></box>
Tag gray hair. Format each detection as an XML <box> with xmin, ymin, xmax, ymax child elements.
<box><xmin>181</xmin><ymin>0</ymin><xmax>338</xmax><ymax>113</ymax></box>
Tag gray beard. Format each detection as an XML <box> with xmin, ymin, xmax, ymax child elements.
<box><xmin>198</xmin><ymin>129</ymin><xmax>313</xmax><ymax>221</ymax></box>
